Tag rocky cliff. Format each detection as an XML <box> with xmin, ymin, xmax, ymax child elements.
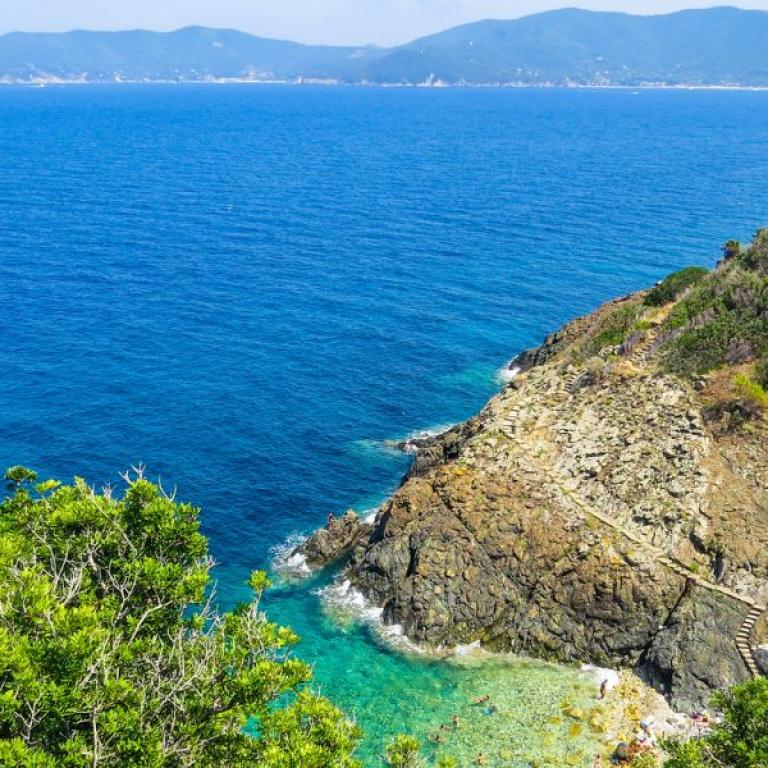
<box><xmin>299</xmin><ymin>230</ymin><xmax>768</xmax><ymax>710</ymax></box>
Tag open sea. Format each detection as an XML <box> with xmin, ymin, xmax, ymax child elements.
<box><xmin>2</xmin><ymin>84</ymin><xmax>768</xmax><ymax>766</ymax></box>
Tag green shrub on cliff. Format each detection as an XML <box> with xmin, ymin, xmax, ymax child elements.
<box><xmin>660</xmin><ymin>231</ymin><xmax>768</xmax><ymax>376</ymax></box>
<box><xmin>0</xmin><ymin>467</ymin><xmax>361</xmax><ymax>767</ymax></box>
<box><xmin>736</xmin><ymin>227</ymin><xmax>768</xmax><ymax>275</ymax></box>
<box><xmin>644</xmin><ymin>266</ymin><xmax>709</xmax><ymax>307</ymax></box>
<box><xmin>662</xmin><ymin>678</ymin><xmax>768</xmax><ymax>768</ymax></box>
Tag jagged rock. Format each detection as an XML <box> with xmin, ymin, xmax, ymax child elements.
<box><xmin>296</xmin><ymin>510</ymin><xmax>370</xmax><ymax>568</ymax></box>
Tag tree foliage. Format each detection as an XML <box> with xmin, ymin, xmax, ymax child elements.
<box><xmin>0</xmin><ymin>467</ymin><xmax>361</xmax><ymax>767</ymax></box>
<box><xmin>663</xmin><ymin>678</ymin><xmax>768</xmax><ymax>768</ymax></box>
<box><xmin>385</xmin><ymin>735</ymin><xmax>423</xmax><ymax>768</ymax></box>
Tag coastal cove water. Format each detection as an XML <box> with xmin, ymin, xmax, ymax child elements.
<box><xmin>2</xmin><ymin>85</ymin><xmax>768</xmax><ymax>765</ymax></box>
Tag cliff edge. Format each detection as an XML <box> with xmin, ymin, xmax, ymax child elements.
<box><xmin>303</xmin><ymin>231</ymin><xmax>768</xmax><ymax>710</ymax></box>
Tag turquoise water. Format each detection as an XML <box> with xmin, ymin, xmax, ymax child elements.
<box><xmin>2</xmin><ymin>85</ymin><xmax>768</xmax><ymax>764</ymax></box>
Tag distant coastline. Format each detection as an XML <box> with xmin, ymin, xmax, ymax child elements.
<box><xmin>4</xmin><ymin>7</ymin><xmax>768</xmax><ymax>91</ymax></box>
<box><xmin>5</xmin><ymin>78</ymin><xmax>768</xmax><ymax>91</ymax></box>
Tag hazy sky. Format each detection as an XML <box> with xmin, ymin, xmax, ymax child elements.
<box><xmin>2</xmin><ymin>1</ymin><xmax>768</xmax><ymax>46</ymax></box>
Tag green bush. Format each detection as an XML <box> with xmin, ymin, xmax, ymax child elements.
<box><xmin>0</xmin><ymin>468</ymin><xmax>361</xmax><ymax>767</ymax></box>
<box><xmin>736</xmin><ymin>227</ymin><xmax>768</xmax><ymax>276</ymax></box>
<box><xmin>385</xmin><ymin>735</ymin><xmax>423</xmax><ymax>768</ymax></box>
<box><xmin>631</xmin><ymin>752</ymin><xmax>660</xmax><ymax>768</ymax></box>
<box><xmin>722</xmin><ymin>240</ymin><xmax>741</xmax><ymax>261</ymax></box>
<box><xmin>644</xmin><ymin>266</ymin><xmax>709</xmax><ymax>307</ymax></box>
<box><xmin>659</xmin><ymin>236</ymin><xmax>768</xmax><ymax>376</ymax></box>
<box><xmin>662</xmin><ymin>678</ymin><xmax>768</xmax><ymax>767</ymax></box>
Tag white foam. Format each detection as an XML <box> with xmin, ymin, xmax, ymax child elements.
<box><xmin>452</xmin><ymin>640</ymin><xmax>486</xmax><ymax>657</ymax></box>
<box><xmin>362</xmin><ymin>507</ymin><xmax>380</xmax><ymax>525</ymax></box>
<box><xmin>318</xmin><ymin>579</ymin><xmax>426</xmax><ymax>655</ymax></box>
<box><xmin>318</xmin><ymin>579</ymin><xmax>383</xmax><ymax>622</ymax></box>
<box><xmin>496</xmin><ymin>364</ymin><xmax>521</xmax><ymax>385</ymax></box>
<box><xmin>270</xmin><ymin>533</ymin><xmax>312</xmax><ymax>579</ymax></box>
<box><xmin>405</xmin><ymin>424</ymin><xmax>454</xmax><ymax>443</ymax></box>
<box><xmin>397</xmin><ymin>424</ymin><xmax>455</xmax><ymax>453</ymax></box>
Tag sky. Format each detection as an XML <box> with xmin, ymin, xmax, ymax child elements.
<box><xmin>2</xmin><ymin>1</ymin><xmax>767</xmax><ymax>46</ymax></box>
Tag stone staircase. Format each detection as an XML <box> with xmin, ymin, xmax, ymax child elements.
<box><xmin>564</xmin><ymin>371</ymin><xmax>582</xmax><ymax>394</ymax></box>
<box><xmin>626</xmin><ymin>327</ymin><xmax>658</xmax><ymax>366</ymax></box>
<box><xmin>561</xmin><ymin>327</ymin><xmax>658</xmax><ymax>396</ymax></box>
<box><xmin>737</xmin><ymin>605</ymin><xmax>765</xmax><ymax>678</ymax></box>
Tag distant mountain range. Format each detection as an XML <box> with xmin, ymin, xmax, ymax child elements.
<box><xmin>3</xmin><ymin>7</ymin><xmax>768</xmax><ymax>87</ymax></box>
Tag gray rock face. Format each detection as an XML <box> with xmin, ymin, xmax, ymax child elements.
<box><xmin>756</xmin><ymin>646</ymin><xmax>768</xmax><ymax>675</ymax></box>
<box><xmin>638</xmin><ymin>588</ymin><xmax>752</xmax><ymax>713</ymax></box>
<box><xmin>296</xmin><ymin>511</ymin><xmax>370</xmax><ymax>568</ymax></box>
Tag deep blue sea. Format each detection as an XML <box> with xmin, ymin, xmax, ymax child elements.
<box><xmin>2</xmin><ymin>85</ymin><xmax>768</xmax><ymax>765</ymax></box>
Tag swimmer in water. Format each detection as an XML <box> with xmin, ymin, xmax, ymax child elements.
<box><xmin>475</xmin><ymin>754</ymin><xmax>486</xmax><ymax>766</ymax></box>
<box><xmin>452</xmin><ymin>715</ymin><xmax>461</xmax><ymax>730</ymax></box>
<box><xmin>598</xmin><ymin>679</ymin><xmax>608</xmax><ymax>700</ymax></box>
<box><xmin>473</xmin><ymin>695</ymin><xmax>490</xmax><ymax>705</ymax></box>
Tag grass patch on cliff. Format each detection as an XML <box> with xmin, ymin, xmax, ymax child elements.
<box><xmin>757</xmin><ymin>357</ymin><xmax>768</xmax><ymax>390</ymax></box>
<box><xmin>579</xmin><ymin>300</ymin><xmax>644</xmax><ymax>358</ymax></box>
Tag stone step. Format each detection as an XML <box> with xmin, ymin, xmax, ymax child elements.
<box><xmin>736</xmin><ymin>605</ymin><xmax>765</xmax><ymax>679</ymax></box>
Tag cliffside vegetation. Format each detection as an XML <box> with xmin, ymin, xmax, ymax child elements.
<box><xmin>645</xmin><ymin>678</ymin><xmax>768</xmax><ymax>768</ymax></box>
<box><xmin>659</xmin><ymin>230</ymin><xmax>768</xmax><ymax>378</ymax></box>
<box><xmin>0</xmin><ymin>467</ymin><xmax>360</xmax><ymax>767</ymax></box>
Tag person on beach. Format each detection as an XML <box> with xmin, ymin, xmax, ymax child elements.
<box><xmin>598</xmin><ymin>679</ymin><xmax>609</xmax><ymax>699</ymax></box>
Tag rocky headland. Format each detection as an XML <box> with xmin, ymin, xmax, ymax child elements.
<box><xmin>295</xmin><ymin>231</ymin><xmax>768</xmax><ymax>711</ymax></box>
